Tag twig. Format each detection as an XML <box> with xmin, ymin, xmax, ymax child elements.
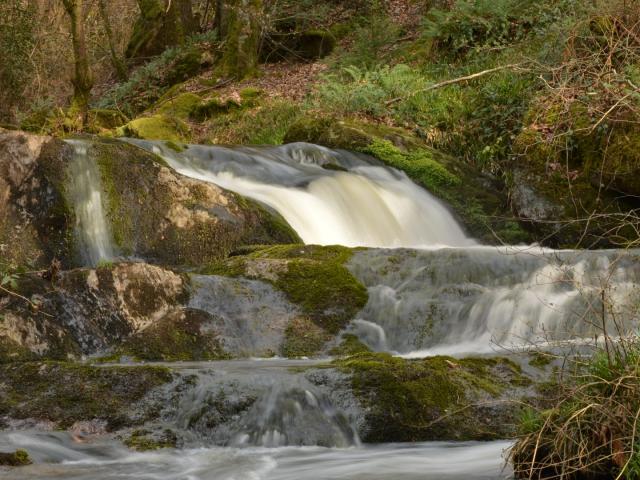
<box><xmin>385</xmin><ymin>63</ymin><xmax>529</xmax><ymax>106</ymax></box>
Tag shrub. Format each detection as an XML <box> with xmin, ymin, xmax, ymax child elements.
<box><xmin>511</xmin><ymin>344</ymin><xmax>640</xmax><ymax>479</ymax></box>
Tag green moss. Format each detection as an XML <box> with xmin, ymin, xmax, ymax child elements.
<box><xmin>87</xmin><ymin>109</ymin><xmax>128</xmax><ymax>131</ymax></box>
<box><xmin>191</xmin><ymin>96</ymin><xmax>241</xmax><ymax>121</ymax></box>
<box><xmin>0</xmin><ymin>337</ymin><xmax>35</xmax><ymax>364</ymax></box>
<box><xmin>239</xmin><ymin>87</ymin><xmax>263</xmax><ymax>105</ymax></box>
<box><xmin>0</xmin><ymin>449</ymin><xmax>31</xmax><ymax>467</ymax></box>
<box><xmin>363</xmin><ymin>139</ymin><xmax>461</xmax><ymax>190</ymax></box>
<box><xmin>117</xmin><ymin>310</ymin><xmax>229</xmax><ymax>361</ymax></box>
<box><xmin>202</xmin><ymin>245</ymin><xmax>368</xmax><ymax>357</ymax></box>
<box><xmin>281</xmin><ymin>316</ymin><xmax>329</xmax><ymax>358</ymax></box>
<box><xmin>529</xmin><ymin>352</ymin><xmax>553</xmax><ymax>369</ymax></box>
<box><xmin>0</xmin><ymin>362</ymin><xmax>172</xmax><ymax>429</ymax></box>
<box><xmin>124</xmin><ymin>428</ymin><xmax>177</xmax><ymax>451</ymax></box>
<box><xmin>201</xmin><ymin>99</ymin><xmax>301</xmax><ymax>145</ymax></box>
<box><xmin>334</xmin><ymin>352</ymin><xmax>530</xmax><ymax>442</ymax></box>
<box><xmin>156</xmin><ymin>92</ymin><xmax>202</xmax><ymax>119</ymax></box>
<box><xmin>116</xmin><ymin>114</ymin><xmax>191</xmax><ymax>143</ymax></box>
<box><xmin>329</xmin><ymin>334</ymin><xmax>372</xmax><ymax>356</ymax></box>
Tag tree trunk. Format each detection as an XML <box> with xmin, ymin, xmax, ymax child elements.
<box><xmin>126</xmin><ymin>0</ymin><xmax>198</xmax><ymax>60</ymax></box>
<box><xmin>215</xmin><ymin>0</ymin><xmax>225</xmax><ymax>39</ymax></box>
<box><xmin>62</xmin><ymin>0</ymin><xmax>93</xmax><ymax>123</ymax></box>
<box><xmin>98</xmin><ymin>0</ymin><xmax>128</xmax><ymax>81</ymax></box>
<box><xmin>220</xmin><ymin>0</ymin><xmax>263</xmax><ymax>79</ymax></box>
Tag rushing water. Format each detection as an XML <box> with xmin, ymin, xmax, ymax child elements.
<box><xmin>0</xmin><ymin>431</ymin><xmax>511</xmax><ymax>480</ymax></box>
<box><xmin>345</xmin><ymin>246</ymin><xmax>640</xmax><ymax>357</ymax></box>
<box><xmin>127</xmin><ymin>140</ymin><xmax>475</xmax><ymax>248</ymax></box>
<box><xmin>11</xmin><ymin>139</ymin><xmax>639</xmax><ymax>479</ymax></box>
<box><xmin>66</xmin><ymin>140</ymin><xmax>115</xmax><ymax>266</ymax></box>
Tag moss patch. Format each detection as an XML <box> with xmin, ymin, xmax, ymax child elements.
<box><xmin>116</xmin><ymin>114</ymin><xmax>191</xmax><ymax>143</ymax></box>
<box><xmin>156</xmin><ymin>92</ymin><xmax>202</xmax><ymax>119</ymax></box>
<box><xmin>0</xmin><ymin>362</ymin><xmax>172</xmax><ymax>429</ymax></box>
<box><xmin>202</xmin><ymin>245</ymin><xmax>368</xmax><ymax>356</ymax></box>
<box><xmin>117</xmin><ymin>309</ymin><xmax>228</xmax><ymax>361</ymax></box>
<box><xmin>124</xmin><ymin>428</ymin><xmax>177</xmax><ymax>451</ymax></box>
<box><xmin>334</xmin><ymin>352</ymin><xmax>532</xmax><ymax>442</ymax></box>
<box><xmin>0</xmin><ymin>449</ymin><xmax>31</xmax><ymax>467</ymax></box>
<box><xmin>329</xmin><ymin>334</ymin><xmax>372</xmax><ymax>357</ymax></box>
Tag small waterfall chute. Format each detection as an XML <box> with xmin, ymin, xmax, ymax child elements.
<box><xmin>66</xmin><ymin>139</ymin><xmax>115</xmax><ymax>266</ymax></box>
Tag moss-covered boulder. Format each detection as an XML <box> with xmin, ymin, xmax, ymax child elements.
<box><xmin>0</xmin><ymin>362</ymin><xmax>172</xmax><ymax>429</ymax></box>
<box><xmin>203</xmin><ymin>244</ymin><xmax>368</xmax><ymax>357</ymax></box>
<box><xmin>334</xmin><ymin>353</ymin><xmax>536</xmax><ymax>442</ymax></box>
<box><xmin>0</xmin><ymin>130</ymin><xmax>75</xmax><ymax>268</ymax></box>
<box><xmin>284</xmin><ymin>117</ymin><xmax>530</xmax><ymax>244</ymax></box>
<box><xmin>93</xmin><ymin>139</ymin><xmax>299</xmax><ymax>266</ymax></box>
<box><xmin>116</xmin><ymin>114</ymin><xmax>191</xmax><ymax>143</ymax></box>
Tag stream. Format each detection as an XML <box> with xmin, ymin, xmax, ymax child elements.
<box><xmin>3</xmin><ymin>139</ymin><xmax>640</xmax><ymax>479</ymax></box>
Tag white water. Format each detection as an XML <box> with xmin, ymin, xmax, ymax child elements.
<box><xmin>346</xmin><ymin>246</ymin><xmax>640</xmax><ymax>357</ymax></box>
<box><xmin>66</xmin><ymin>140</ymin><xmax>115</xmax><ymax>266</ymax></box>
<box><xmin>127</xmin><ymin>140</ymin><xmax>475</xmax><ymax>248</ymax></box>
<box><xmin>0</xmin><ymin>431</ymin><xmax>511</xmax><ymax>480</ymax></box>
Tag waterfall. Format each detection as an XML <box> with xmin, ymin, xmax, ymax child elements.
<box><xmin>66</xmin><ymin>140</ymin><xmax>115</xmax><ymax>267</ymax></box>
<box><xmin>126</xmin><ymin>140</ymin><xmax>475</xmax><ymax>248</ymax></box>
<box><xmin>345</xmin><ymin>247</ymin><xmax>640</xmax><ymax>356</ymax></box>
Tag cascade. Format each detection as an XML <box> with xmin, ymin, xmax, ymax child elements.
<box><xmin>66</xmin><ymin>140</ymin><xmax>115</xmax><ymax>266</ymax></box>
<box><xmin>127</xmin><ymin>139</ymin><xmax>475</xmax><ymax>248</ymax></box>
<box><xmin>345</xmin><ymin>247</ymin><xmax>640</xmax><ymax>356</ymax></box>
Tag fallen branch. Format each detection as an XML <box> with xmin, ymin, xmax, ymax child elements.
<box><xmin>385</xmin><ymin>62</ymin><xmax>529</xmax><ymax>106</ymax></box>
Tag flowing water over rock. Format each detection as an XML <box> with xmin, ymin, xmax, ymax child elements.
<box><xmin>127</xmin><ymin>140</ymin><xmax>475</xmax><ymax>248</ymax></box>
<box><xmin>9</xmin><ymin>138</ymin><xmax>639</xmax><ymax>479</ymax></box>
<box><xmin>66</xmin><ymin>140</ymin><xmax>115</xmax><ymax>266</ymax></box>
<box><xmin>0</xmin><ymin>430</ymin><xmax>511</xmax><ymax>480</ymax></box>
<box><xmin>344</xmin><ymin>247</ymin><xmax>640</xmax><ymax>356</ymax></box>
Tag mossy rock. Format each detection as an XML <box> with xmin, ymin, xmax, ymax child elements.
<box><xmin>116</xmin><ymin>114</ymin><xmax>191</xmax><ymax>143</ymax></box>
<box><xmin>0</xmin><ymin>449</ymin><xmax>31</xmax><ymax>467</ymax></box>
<box><xmin>156</xmin><ymin>93</ymin><xmax>202</xmax><ymax>119</ymax></box>
<box><xmin>329</xmin><ymin>334</ymin><xmax>372</xmax><ymax>357</ymax></box>
<box><xmin>512</xmin><ymin>121</ymin><xmax>637</xmax><ymax>247</ymax></box>
<box><xmin>117</xmin><ymin>309</ymin><xmax>229</xmax><ymax>362</ymax></box>
<box><xmin>203</xmin><ymin>244</ymin><xmax>368</xmax><ymax>357</ymax></box>
<box><xmin>190</xmin><ymin>96</ymin><xmax>242</xmax><ymax>121</ymax></box>
<box><xmin>335</xmin><ymin>352</ymin><xmax>534</xmax><ymax>442</ymax></box>
<box><xmin>92</xmin><ymin>139</ymin><xmax>299</xmax><ymax>266</ymax></box>
<box><xmin>0</xmin><ymin>362</ymin><xmax>172</xmax><ymax>429</ymax></box>
<box><xmin>0</xmin><ymin>338</ymin><xmax>36</xmax><ymax>364</ymax></box>
<box><xmin>124</xmin><ymin>428</ymin><xmax>177</xmax><ymax>451</ymax></box>
<box><xmin>87</xmin><ymin>109</ymin><xmax>128</xmax><ymax>131</ymax></box>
